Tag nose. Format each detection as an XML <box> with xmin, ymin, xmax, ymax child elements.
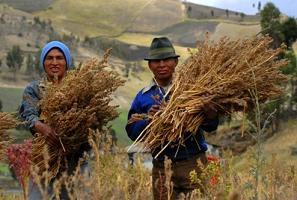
<box><xmin>159</xmin><ymin>60</ymin><xmax>165</xmax><ymax>67</ymax></box>
<box><xmin>52</xmin><ymin>57</ymin><xmax>58</xmax><ymax>65</ymax></box>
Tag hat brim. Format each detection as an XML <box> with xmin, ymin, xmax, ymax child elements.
<box><xmin>144</xmin><ymin>53</ymin><xmax>180</xmax><ymax>61</ymax></box>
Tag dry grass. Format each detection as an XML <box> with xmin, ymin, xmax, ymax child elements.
<box><xmin>35</xmin><ymin>0</ymin><xmax>153</xmax><ymax>37</ymax></box>
<box><xmin>0</xmin><ymin>112</ymin><xmax>17</xmax><ymax>161</ymax></box>
<box><xmin>27</xmin><ymin>137</ymin><xmax>297</xmax><ymax>199</ymax></box>
<box><xmin>0</xmin><ymin>128</ymin><xmax>296</xmax><ymax>199</ymax></box>
<box><xmin>132</xmin><ymin>35</ymin><xmax>288</xmax><ymax>155</ymax></box>
<box><xmin>31</xmin><ymin>50</ymin><xmax>125</xmax><ymax>179</ymax></box>
<box><xmin>27</xmin><ymin>131</ymin><xmax>152</xmax><ymax>200</ymax></box>
<box><xmin>293</xmin><ymin>41</ymin><xmax>297</xmax><ymax>55</ymax></box>
<box><xmin>211</xmin><ymin>23</ymin><xmax>261</xmax><ymax>41</ymax></box>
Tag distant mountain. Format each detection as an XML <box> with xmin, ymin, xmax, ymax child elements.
<box><xmin>0</xmin><ymin>0</ymin><xmax>53</xmax><ymax>12</ymax></box>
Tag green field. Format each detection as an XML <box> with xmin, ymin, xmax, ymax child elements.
<box><xmin>0</xmin><ymin>87</ymin><xmax>24</xmax><ymax>112</ymax></box>
<box><xmin>109</xmin><ymin>109</ymin><xmax>131</xmax><ymax>146</ymax></box>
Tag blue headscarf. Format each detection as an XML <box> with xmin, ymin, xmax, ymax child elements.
<box><xmin>39</xmin><ymin>41</ymin><xmax>73</xmax><ymax>71</ymax></box>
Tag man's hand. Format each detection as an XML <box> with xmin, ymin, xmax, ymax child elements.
<box><xmin>34</xmin><ymin>121</ymin><xmax>59</xmax><ymax>145</ymax></box>
<box><xmin>148</xmin><ymin>105</ymin><xmax>161</xmax><ymax>117</ymax></box>
<box><xmin>203</xmin><ymin>103</ymin><xmax>218</xmax><ymax>120</ymax></box>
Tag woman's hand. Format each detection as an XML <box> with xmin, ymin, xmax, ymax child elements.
<box><xmin>34</xmin><ymin>121</ymin><xmax>59</xmax><ymax>145</ymax></box>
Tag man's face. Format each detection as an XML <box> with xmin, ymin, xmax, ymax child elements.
<box><xmin>44</xmin><ymin>48</ymin><xmax>67</xmax><ymax>81</ymax></box>
<box><xmin>148</xmin><ymin>58</ymin><xmax>178</xmax><ymax>81</ymax></box>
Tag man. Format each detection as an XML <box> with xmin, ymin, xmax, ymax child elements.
<box><xmin>126</xmin><ymin>37</ymin><xmax>219</xmax><ymax>199</ymax></box>
<box><xmin>19</xmin><ymin>41</ymin><xmax>89</xmax><ymax>199</ymax></box>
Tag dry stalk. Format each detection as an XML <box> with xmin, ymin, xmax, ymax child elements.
<box><xmin>31</xmin><ymin>49</ymin><xmax>125</xmax><ymax>179</ymax></box>
<box><xmin>133</xmin><ymin>36</ymin><xmax>288</xmax><ymax>156</ymax></box>
<box><xmin>0</xmin><ymin>112</ymin><xmax>17</xmax><ymax>161</ymax></box>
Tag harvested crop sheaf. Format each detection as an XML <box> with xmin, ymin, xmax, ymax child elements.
<box><xmin>133</xmin><ymin>36</ymin><xmax>288</xmax><ymax>155</ymax></box>
<box><xmin>31</xmin><ymin>50</ymin><xmax>125</xmax><ymax>178</ymax></box>
<box><xmin>0</xmin><ymin>112</ymin><xmax>17</xmax><ymax>161</ymax></box>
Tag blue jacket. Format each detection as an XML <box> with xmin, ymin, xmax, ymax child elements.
<box><xmin>126</xmin><ymin>82</ymin><xmax>219</xmax><ymax>161</ymax></box>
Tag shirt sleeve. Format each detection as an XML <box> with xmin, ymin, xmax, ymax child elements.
<box><xmin>125</xmin><ymin>93</ymin><xmax>150</xmax><ymax>141</ymax></box>
<box><xmin>18</xmin><ymin>82</ymin><xmax>41</xmax><ymax>133</ymax></box>
<box><xmin>200</xmin><ymin>116</ymin><xmax>219</xmax><ymax>133</ymax></box>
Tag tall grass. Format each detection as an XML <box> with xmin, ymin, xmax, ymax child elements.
<box><xmin>0</xmin><ymin>131</ymin><xmax>296</xmax><ymax>199</ymax></box>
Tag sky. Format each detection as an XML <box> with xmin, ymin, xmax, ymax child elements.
<box><xmin>187</xmin><ymin>0</ymin><xmax>297</xmax><ymax>17</ymax></box>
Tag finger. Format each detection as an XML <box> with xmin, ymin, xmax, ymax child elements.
<box><xmin>47</xmin><ymin>134</ymin><xmax>57</xmax><ymax>144</ymax></box>
<box><xmin>151</xmin><ymin>105</ymin><xmax>160</xmax><ymax>109</ymax></box>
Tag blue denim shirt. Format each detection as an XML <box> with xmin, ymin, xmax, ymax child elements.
<box><xmin>126</xmin><ymin>81</ymin><xmax>219</xmax><ymax>161</ymax></box>
<box><xmin>19</xmin><ymin>76</ymin><xmax>49</xmax><ymax>133</ymax></box>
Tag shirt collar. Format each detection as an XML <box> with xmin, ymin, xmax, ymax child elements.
<box><xmin>142</xmin><ymin>79</ymin><xmax>172</xmax><ymax>94</ymax></box>
<box><xmin>38</xmin><ymin>75</ymin><xmax>53</xmax><ymax>99</ymax></box>
<box><xmin>142</xmin><ymin>79</ymin><xmax>156</xmax><ymax>94</ymax></box>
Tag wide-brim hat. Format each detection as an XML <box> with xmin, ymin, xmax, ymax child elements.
<box><xmin>144</xmin><ymin>37</ymin><xmax>180</xmax><ymax>60</ymax></box>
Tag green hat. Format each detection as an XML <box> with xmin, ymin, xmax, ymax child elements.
<box><xmin>144</xmin><ymin>37</ymin><xmax>180</xmax><ymax>61</ymax></box>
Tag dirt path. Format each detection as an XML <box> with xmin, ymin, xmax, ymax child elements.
<box><xmin>0</xmin><ymin>82</ymin><xmax>25</xmax><ymax>89</ymax></box>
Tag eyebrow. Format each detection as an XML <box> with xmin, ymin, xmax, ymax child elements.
<box><xmin>45</xmin><ymin>55</ymin><xmax>65</xmax><ymax>59</ymax></box>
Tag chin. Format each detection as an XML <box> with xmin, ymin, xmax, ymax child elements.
<box><xmin>48</xmin><ymin>73</ymin><xmax>63</xmax><ymax>78</ymax></box>
<box><xmin>158</xmin><ymin>75</ymin><xmax>171</xmax><ymax>79</ymax></box>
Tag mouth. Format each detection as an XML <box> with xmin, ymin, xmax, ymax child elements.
<box><xmin>50</xmin><ymin>67</ymin><xmax>61</xmax><ymax>73</ymax></box>
<box><xmin>157</xmin><ymin>70</ymin><xmax>168</xmax><ymax>75</ymax></box>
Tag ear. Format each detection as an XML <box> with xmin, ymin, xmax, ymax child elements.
<box><xmin>148</xmin><ymin>61</ymin><xmax>153</xmax><ymax>71</ymax></box>
<box><xmin>174</xmin><ymin>58</ymin><xmax>179</xmax><ymax>66</ymax></box>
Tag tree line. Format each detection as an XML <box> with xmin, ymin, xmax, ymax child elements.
<box><xmin>257</xmin><ymin>2</ymin><xmax>297</xmax><ymax>131</ymax></box>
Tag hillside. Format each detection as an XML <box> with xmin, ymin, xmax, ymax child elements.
<box><xmin>0</xmin><ymin>4</ymin><xmax>48</xmax><ymax>55</ymax></box>
<box><xmin>158</xmin><ymin>20</ymin><xmax>218</xmax><ymax>47</ymax></box>
<box><xmin>0</xmin><ymin>0</ymin><xmax>262</xmax><ymax>53</ymax></box>
<box><xmin>0</xmin><ymin>0</ymin><xmax>53</xmax><ymax>12</ymax></box>
<box><xmin>210</xmin><ymin>22</ymin><xmax>261</xmax><ymax>41</ymax></box>
<box><xmin>233</xmin><ymin>119</ymin><xmax>297</xmax><ymax>170</ymax></box>
<box><xmin>127</xmin><ymin>0</ymin><xmax>184</xmax><ymax>33</ymax></box>
<box><xmin>184</xmin><ymin>2</ymin><xmax>260</xmax><ymax>22</ymax></box>
<box><xmin>34</xmin><ymin>0</ymin><xmax>184</xmax><ymax>37</ymax></box>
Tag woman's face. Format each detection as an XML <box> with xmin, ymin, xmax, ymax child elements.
<box><xmin>44</xmin><ymin>48</ymin><xmax>67</xmax><ymax>82</ymax></box>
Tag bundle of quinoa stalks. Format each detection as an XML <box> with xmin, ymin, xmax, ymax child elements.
<box><xmin>32</xmin><ymin>50</ymin><xmax>125</xmax><ymax>177</ymax></box>
<box><xmin>132</xmin><ymin>36</ymin><xmax>288</xmax><ymax>156</ymax></box>
<box><xmin>0</xmin><ymin>112</ymin><xmax>17</xmax><ymax>161</ymax></box>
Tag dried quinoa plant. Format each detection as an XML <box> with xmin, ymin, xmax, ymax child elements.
<box><xmin>31</xmin><ymin>49</ymin><xmax>125</xmax><ymax>178</ymax></box>
<box><xmin>48</xmin><ymin>132</ymin><xmax>153</xmax><ymax>200</ymax></box>
<box><xmin>133</xmin><ymin>36</ymin><xmax>288</xmax><ymax>156</ymax></box>
<box><xmin>0</xmin><ymin>112</ymin><xmax>17</xmax><ymax>161</ymax></box>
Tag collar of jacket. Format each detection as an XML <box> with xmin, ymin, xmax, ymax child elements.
<box><xmin>142</xmin><ymin>79</ymin><xmax>172</xmax><ymax>94</ymax></box>
<box><xmin>142</xmin><ymin>79</ymin><xmax>157</xmax><ymax>94</ymax></box>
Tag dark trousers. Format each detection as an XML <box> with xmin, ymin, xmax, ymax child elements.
<box><xmin>152</xmin><ymin>153</ymin><xmax>208</xmax><ymax>200</ymax></box>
